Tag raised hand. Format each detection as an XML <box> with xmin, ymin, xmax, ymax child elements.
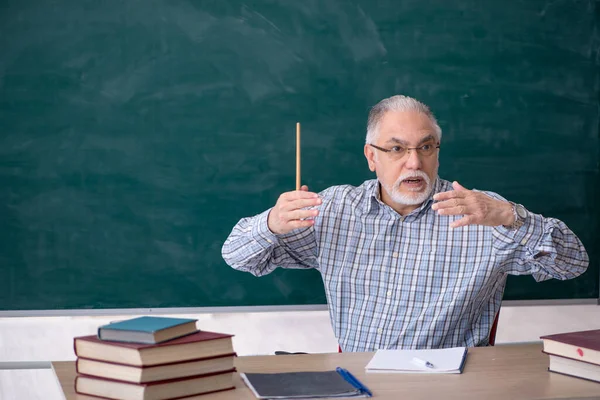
<box><xmin>267</xmin><ymin>185</ymin><xmax>322</xmax><ymax>234</ymax></box>
<box><xmin>432</xmin><ymin>181</ymin><xmax>514</xmax><ymax>228</ymax></box>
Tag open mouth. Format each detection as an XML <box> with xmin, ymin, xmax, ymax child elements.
<box><xmin>401</xmin><ymin>177</ymin><xmax>426</xmax><ymax>190</ymax></box>
<box><xmin>402</xmin><ymin>177</ymin><xmax>424</xmax><ymax>184</ymax></box>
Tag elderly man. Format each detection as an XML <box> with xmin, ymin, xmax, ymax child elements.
<box><xmin>222</xmin><ymin>95</ymin><xmax>588</xmax><ymax>351</ymax></box>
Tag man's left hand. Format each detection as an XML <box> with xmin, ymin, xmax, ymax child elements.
<box><xmin>432</xmin><ymin>181</ymin><xmax>515</xmax><ymax>228</ymax></box>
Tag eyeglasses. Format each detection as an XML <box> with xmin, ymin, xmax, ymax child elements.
<box><xmin>369</xmin><ymin>142</ymin><xmax>440</xmax><ymax>160</ymax></box>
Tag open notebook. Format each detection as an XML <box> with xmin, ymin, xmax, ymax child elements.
<box><xmin>365</xmin><ymin>347</ymin><xmax>468</xmax><ymax>374</ymax></box>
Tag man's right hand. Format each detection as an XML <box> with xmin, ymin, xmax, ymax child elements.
<box><xmin>267</xmin><ymin>185</ymin><xmax>322</xmax><ymax>235</ymax></box>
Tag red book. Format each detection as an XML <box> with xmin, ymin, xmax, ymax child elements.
<box><xmin>74</xmin><ymin>331</ymin><xmax>234</xmax><ymax>367</ymax></box>
<box><xmin>541</xmin><ymin>329</ymin><xmax>600</xmax><ymax>383</ymax></box>
<box><xmin>546</xmin><ymin>354</ymin><xmax>600</xmax><ymax>384</ymax></box>
<box><xmin>76</xmin><ymin>353</ymin><xmax>236</xmax><ymax>383</ymax></box>
<box><xmin>75</xmin><ymin>369</ymin><xmax>236</xmax><ymax>400</ymax></box>
<box><xmin>540</xmin><ymin>329</ymin><xmax>600</xmax><ymax>365</ymax></box>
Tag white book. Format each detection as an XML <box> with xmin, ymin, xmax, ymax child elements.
<box><xmin>365</xmin><ymin>347</ymin><xmax>468</xmax><ymax>374</ymax></box>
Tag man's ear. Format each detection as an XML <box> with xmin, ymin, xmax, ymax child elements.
<box><xmin>364</xmin><ymin>144</ymin><xmax>376</xmax><ymax>172</ymax></box>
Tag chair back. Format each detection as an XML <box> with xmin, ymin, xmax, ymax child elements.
<box><xmin>489</xmin><ymin>310</ymin><xmax>501</xmax><ymax>346</ymax></box>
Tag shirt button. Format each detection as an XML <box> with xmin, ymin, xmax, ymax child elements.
<box><xmin>267</xmin><ymin>239</ymin><xmax>273</xmax><ymax>244</ymax></box>
<box><xmin>386</xmin><ymin>291</ymin><xmax>392</xmax><ymax>297</ymax></box>
<box><xmin>392</xmin><ymin>252</ymin><xmax>398</xmax><ymax>258</ymax></box>
<box><xmin>377</xmin><ymin>328</ymin><xmax>383</xmax><ymax>334</ymax></box>
<box><xmin>520</xmin><ymin>239</ymin><xmax>527</xmax><ymax>245</ymax></box>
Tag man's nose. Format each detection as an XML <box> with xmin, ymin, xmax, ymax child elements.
<box><xmin>404</xmin><ymin>148</ymin><xmax>423</xmax><ymax>169</ymax></box>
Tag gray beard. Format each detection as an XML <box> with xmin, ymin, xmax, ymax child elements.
<box><xmin>380</xmin><ymin>171</ymin><xmax>435</xmax><ymax>206</ymax></box>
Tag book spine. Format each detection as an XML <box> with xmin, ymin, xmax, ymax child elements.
<box><xmin>458</xmin><ymin>348</ymin><xmax>468</xmax><ymax>373</ymax></box>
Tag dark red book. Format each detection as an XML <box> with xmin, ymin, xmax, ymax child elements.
<box><xmin>540</xmin><ymin>329</ymin><xmax>600</xmax><ymax>366</ymax></box>
<box><xmin>74</xmin><ymin>331</ymin><xmax>234</xmax><ymax>367</ymax></box>
<box><xmin>75</xmin><ymin>368</ymin><xmax>236</xmax><ymax>400</ymax></box>
<box><xmin>76</xmin><ymin>352</ymin><xmax>236</xmax><ymax>383</ymax></box>
<box><xmin>546</xmin><ymin>353</ymin><xmax>600</xmax><ymax>384</ymax></box>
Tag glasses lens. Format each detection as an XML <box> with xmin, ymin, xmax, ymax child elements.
<box><xmin>392</xmin><ymin>147</ymin><xmax>406</xmax><ymax>160</ymax></box>
<box><xmin>418</xmin><ymin>144</ymin><xmax>436</xmax><ymax>156</ymax></box>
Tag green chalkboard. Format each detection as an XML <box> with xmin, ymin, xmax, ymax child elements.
<box><xmin>0</xmin><ymin>0</ymin><xmax>598</xmax><ymax>311</ymax></box>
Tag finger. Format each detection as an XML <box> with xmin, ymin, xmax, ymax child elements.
<box><xmin>281</xmin><ymin>190</ymin><xmax>319</xmax><ymax>201</ymax></box>
<box><xmin>452</xmin><ymin>181</ymin><xmax>469</xmax><ymax>192</ymax></box>
<box><xmin>432</xmin><ymin>198</ymin><xmax>462</xmax><ymax>211</ymax></box>
<box><xmin>432</xmin><ymin>190</ymin><xmax>464</xmax><ymax>202</ymax></box>
<box><xmin>285</xmin><ymin>209</ymin><xmax>319</xmax><ymax>221</ymax></box>
<box><xmin>450</xmin><ymin>215</ymin><xmax>473</xmax><ymax>228</ymax></box>
<box><xmin>282</xmin><ymin>197</ymin><xmax>322</xmax><ymax>211</ymax></box>
<box><xmin>300</xmin><ymin>185</ymin><xmax>309</xmax><ymax>191</ymax></box>
<box><xmin>436</xmin><ymin>205</ymin><xmax>468</xmax><ymax>216</ymax></box>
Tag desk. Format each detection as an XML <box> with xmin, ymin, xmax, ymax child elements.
<box><xmin>52</xmin><ymin>343</ymin><xmax>600</xmax><ymax>400</ymax></box>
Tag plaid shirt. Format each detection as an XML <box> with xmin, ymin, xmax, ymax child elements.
<box><xmin>222</xmin><ymin>178</ymin><xmax>588</xmax><ymax>351</ymax></box>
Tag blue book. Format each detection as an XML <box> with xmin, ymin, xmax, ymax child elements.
<box><xmin>98</xmin><ymin>316</ymin><xmax>198</xmax><ymax>344</ymax></box>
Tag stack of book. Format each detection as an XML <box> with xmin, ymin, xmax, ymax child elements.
<box><xmin>541</xmin><ymin>328</ymin><xmax>600</xmax><ymax>384</ymax></box>
<box><xmin>73</xmin><ymin>316</ymin><xmax>236</xmax><ymax>399</ymax></box>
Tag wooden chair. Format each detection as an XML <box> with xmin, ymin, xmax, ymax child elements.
<box><xmin>488</xmin><ymin>310</ymin><xmax>501</xmax><ymax>346</ymax></box>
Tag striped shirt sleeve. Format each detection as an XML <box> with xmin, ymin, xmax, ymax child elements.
<box><xmin>221</xmin><ymin>197</ymin><xmax>325</xmax><ymax>277</ymax></box>
<box><xmin>483</xmin><ymin>192</ymin><xmax>589</xmax><ymax>281</ymax></box>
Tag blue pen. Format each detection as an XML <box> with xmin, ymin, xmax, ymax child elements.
<box><xmin>336</xmin><ymin>367</ymin><xmax>373</xmax><ymax>397</ymax></box>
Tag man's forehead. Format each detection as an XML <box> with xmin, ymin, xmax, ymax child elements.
<box><xmin>378</xmin><ymin>123</ymin><xmax>437</xmax><ymax>144</ymax></box>
<box><xmin>379</xmin><ymin>110</ymin><xmax>436</xmax><ymax>134</ymax></box>
<box><xmin>382</xmin><ymin>133</ymin><xmax>437</xmax><ymax>146</ymax></box>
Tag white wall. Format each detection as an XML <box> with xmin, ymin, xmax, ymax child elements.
<box><xmin>2</xmin><ymin>305</ymin><xmax>600</xmax><ymax>399</ymax></box>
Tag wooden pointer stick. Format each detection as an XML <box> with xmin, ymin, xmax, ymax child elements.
<box><xmin>296</xmin><ymin>122</ymin><xmax>301</xmax><ymax>190</ymax></box>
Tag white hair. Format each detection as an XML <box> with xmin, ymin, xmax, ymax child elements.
<box><xmin>365</xmin><ymin>95</ymin><xmax>442</xmax><ymax>144</ymax></box>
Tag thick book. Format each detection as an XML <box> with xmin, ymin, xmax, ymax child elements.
<box><xmin>76</xmin><ymin>352</ymin><xmax>236</xmax><ymax>383</ymax></box>
<box><xmin>365</xmin><ymin>347</ymin><xmax>468</xmax><ymax>374</ymax></box>
<box><xmin>75</xmin><ymin>369</ymin><xmax>236</xmax><ymax>400</ymax></box>
<box><xmin>74</xmin><ymin>331</ymin><xmax>234</xmax><ymax>367</ymax></box>
<box><xmin>241</xmin><ymin>369</ymin><xmax>370</xmax><ymax>399</ymax></box>
<box><xmin>98</xmin><ymin>316</ymin><xmax>198</xmax><ymax>344</ymax></box>
<box><xmin>548</xmin><ymin>353</ymin><xmax>600</xmax><ymax>384</ymax></box>
<box><xmin>540</xmin><ymin>329</ymin><xmax>600</xmax><ymax>366</ymax></box>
